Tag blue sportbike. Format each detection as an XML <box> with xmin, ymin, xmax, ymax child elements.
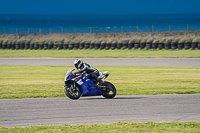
<box><xmin>64</xmin><ymin>68</ymin><xmax>116</xmax><ymax>100</ymax></box>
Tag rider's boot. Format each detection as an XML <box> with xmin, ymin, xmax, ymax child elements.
<box><xmin>92</xmin><ymin>79</ymin><xmax>98</xmax><ymax>89</ymax></box>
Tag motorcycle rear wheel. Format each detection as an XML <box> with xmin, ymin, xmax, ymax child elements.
<box><xmin>64</xmin><ymin>83</ymin><xmax>82</xmax><ymax>100</ymax></box>
<box><xmin>102</xmin><ymin>81</ymin><xmax>116</xmax><ymax>98</ymax></box>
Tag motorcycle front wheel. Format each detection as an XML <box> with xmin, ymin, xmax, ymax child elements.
<box><xmin>64</xmin><ymin>83</ymin><xmax>82</xmax><ymax>100</ymax></box>
<box><xmin>102</xmin><ymin>81</ymin><xmax>116</xmax><ymax>98</ymax></box>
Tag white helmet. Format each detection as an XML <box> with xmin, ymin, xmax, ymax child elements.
<box><xmin>74</xmin><ymin>59</ymin><xmax>83</xmax><ymax>69</ymax></box>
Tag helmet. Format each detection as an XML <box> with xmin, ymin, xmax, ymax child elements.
<box><xmin>74</xmin><ymin>59</ymin><xmax>83</xmax><ymax>69</ymax></box>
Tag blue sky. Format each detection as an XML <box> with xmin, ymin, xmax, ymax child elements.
<box><xmin>0</xmin><ymin>0</ymin><xmax>200</xmax><ymax>15</ymax></box>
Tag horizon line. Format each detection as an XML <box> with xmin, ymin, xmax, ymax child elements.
<box><xmin>0</xmin><ymin>13</ymin><xmax>200</xmax><ymax>16</ymax></box>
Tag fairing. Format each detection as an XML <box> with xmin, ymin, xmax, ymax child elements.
<box><xmin>64</xmin><ymin>68</ymin><xmax>102</xmax><ymax>96</ymax></box>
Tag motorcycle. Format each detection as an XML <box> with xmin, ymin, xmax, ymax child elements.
<box><xmin>64</xmin><ymin>68</ymin><xmax>116</xmax><ymax>100</ymax></box>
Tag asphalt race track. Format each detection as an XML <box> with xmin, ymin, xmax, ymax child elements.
<box><xmin>0</xmin><ymin>58</ymin><xmax>200</xmax><ymax>127</ymax></box>
<box><xmin>0</xmin><ymin>94</ymin><xmax>200</xmax><ymax>127</ymax></box>
<box><xmin>0</xmin><ymin>58</ymin><xmax>200</xmax><ymax>66</ymax></box>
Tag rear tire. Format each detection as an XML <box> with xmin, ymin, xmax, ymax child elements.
<box><xmin>102</xmin><ymin>81</ymin><xmax>116</xmax><ymax>98</ymax></box>
<box><xmin>64</xmin><ymin>83</ymin><xmax>82</xmax><ymax>100</ymax></box>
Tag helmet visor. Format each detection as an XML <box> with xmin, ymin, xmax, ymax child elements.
<box><xmin>75</xmin><ymin>63</ymin><xmax>79</xmax><ymax>69</ymax></box>
<box><xmin>75</xmin><ymin>60</ymin><xmax>81</xmax><ymax>69</ymax></box>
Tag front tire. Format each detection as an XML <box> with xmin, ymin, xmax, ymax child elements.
<box><xmin>64</xmin><ymin>83</ymin><xmax>82</xmax><ymax>100</ymax></box>
<box><xmin>102</xmin><ymin>81</ymin><xmax>116</xmax><ymax>98</ymax></box>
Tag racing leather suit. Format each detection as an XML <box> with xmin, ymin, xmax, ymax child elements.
<box><xmin>74</xmin><ymin>63</ymin><xmax>100</xmax><ymax>82</ymax></box>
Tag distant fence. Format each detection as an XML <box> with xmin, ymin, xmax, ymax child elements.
<box><xmin>0</xmin><ymin>24</ymin><xmax>196</xmax><ymax>34</ymax></box>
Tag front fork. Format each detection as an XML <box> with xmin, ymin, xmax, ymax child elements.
<box><xmin>65</xmin><ymin>82</ymin><xmax>78</xmax><ymax>94</ymax></box>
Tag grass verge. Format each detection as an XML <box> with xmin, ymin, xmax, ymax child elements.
<box><xmin>0</xmin><ymin>31</ymin><xmax>200</xmax><ymax>44</ymax></box>
<box><xmin>0</xmin><ymin>49</ymin><xmax>200</xmax><ymax>58</ymax></box>
<box><xmin>0</xmin><ymin>65</ymin><xmax>199</xmax><ymax>99</ymax></box>
<box><xmin>1</xmin><ymin>121</ymin><xmax>200</xmax><ymax>133</ymax></box>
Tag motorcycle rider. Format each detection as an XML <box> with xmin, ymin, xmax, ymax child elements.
<box><xmin>74</xmin><ymin>59</ymin><xmax>100</xmax><ymax>84</ymax></box>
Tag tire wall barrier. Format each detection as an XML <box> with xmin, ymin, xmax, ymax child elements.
<box><xmin>16</xmin><ymin>43</ymin><xmax>21</xmax><ymax>50</ymax></box>
<box><xmin>7</xmin><ymin>43</ymin><xmax>11</xmax><ymax>49</ymax></box>
<box><xmin>0</xmin><ymin>42</ymin><xmax>2</xmax><ymax>49</ymax></box>
<box><xmin>177</xmin><ymin>43</ymin><xmax>184</xmax><ymax>50</ymax></box>
<box><xmin>30</xmin><ymin>42</ymin><xmax>34</xmax><ymax>50</ymax></box>
<box><xmin>171</xmin><ymin>42</ymin><xmax>177</xmax><ymax>50</ymax></box>
<box><xmin>44</xmin><ymin>43</ymin><xmax>48</xmax><ymax>50</ymax></box>
<box><xmin>105</xmin><ymin>42</ymin><xmax>111</xmax><ymax>50</ymax></box>
<box><xmin>48</xmin><ymin>43</ymin><xmax>53</xmax><ymax>50</ymax></box>
<box><xmin>111</xmin><ymin>43</ymin><xmax>116</xmax><ymax>50</ymax></box>
<box><xmin>140</xmin><ymin>42</ymin><xmax>145</xmax><ymax>49</ymax></box>
<box><xmin>198</xmin><ymin>43</ymin><xmax>200</xmax><ymax>50</ymax></box>
<box><xmin>146</xmin><ymin>42</ymin><xmax>152</xmax><ymax>50</ymax></box>
<box><xmin>25</xmin><ymin>43</ymin><xmax>30</xmax><ymax>50</ymax></box>
<box><xmin>164</xmin><ymin>42</ymin><xmax>171</xmax><ymax>50</ymax></box>
<box><xmin>53</xmin><ymin>44</ymin><xmax>58</xmax><ymax>50</ymax></box>
<box><xmin>69</xmin><ymin>43</ymin><xmax>74</xmax><ymax>50</ymax></box>
<box><xmin>79</xmin><ymin>43</ymin><xmax>84</xmax><ymax>49</ymax></box>
<box><xmin>58</xmin><ymin>44</ymin><xmax>63</xmax><ymax>50</ymax></box>
<box><xmin>117</xmin><ymin>43</ymin><xmax>122</xmax><ymax>49</ymax></box>
<box><xmin>89</xmin><ymin>43</ymin><xmax>94</xmax><ymax>49</ymax></box>
<box><xmin>134</xmin><ymin>42</ymin><xmax>140</xmax><ymax>49</ymax></box>
<box><xmin>84</xmin><ymin>43</ymin><xmax>90</xmax><ymax>49</ymax></box>
<box><xmin>0</xmin><ymin>39</ymin><xmax>199</xmax><ymax>50</ymax></box>
<box><xmin>122</xmin><ymin>42</ymin><xmax>128</xmax><ymax>50</ymax></box>
<box><xmin>11</xmin><ymin>44</ymin><xmax>15</xmax><ymax>50</ymax></box>
<box><xmin>39</xmin><ymin>44</ymin><xmax>43</xmax><ymax>50</ymax></box>
<box><xmin>74</xmin><ymin>43</ymin><xmax>79</xmax><ymax>50</ymax></box>
<box><xmin>158</xmin><ymin>43</ymin><xmax>164</xmax><ymax>50</ymax></box>
<box><xmin>20</xmin><ymin>43</ymin><xmax>25</xmax><ymax>50</ymax></box>
<box><xmin>184</xmin><ymin>42</ymin><xmax>191</xmax><ymax>49</ymax></box>
<box><xmin>191</xmin><ymin>42</ymin><xmax>197</xmax><ymax>50</ymax></box>
<box><xmin>152</xmin><ymin>43</ymin><xmax>158</xmax><ymax>50</ymax></box>
<box><xmin>128</xmin><ymin>42</ymin><xmax>134</xmax><ymax>50</ymax></box>
<box><xmin>95</xmin><ymin>43</ymin><xmax>100</xmax><ymax>49</ymax></box>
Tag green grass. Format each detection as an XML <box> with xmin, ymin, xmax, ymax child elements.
<box><xmin>1</xmin><ymin>121</ymin><xmax>200</xmax><ymax>133</ymax></box>
<box><xmin>1</xmin><ymin>31</ymin><xmax>200</xmax><ymax>44</ymax></box>
<box><xmin>0</xmin><ymin>65</ymin><xmax>200</xmax><ymax>99</ymax></box>
<box><xmin>0</xmin><ymin>49</ymin><xmax>200</xmax><ymax>58</ymax></box>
